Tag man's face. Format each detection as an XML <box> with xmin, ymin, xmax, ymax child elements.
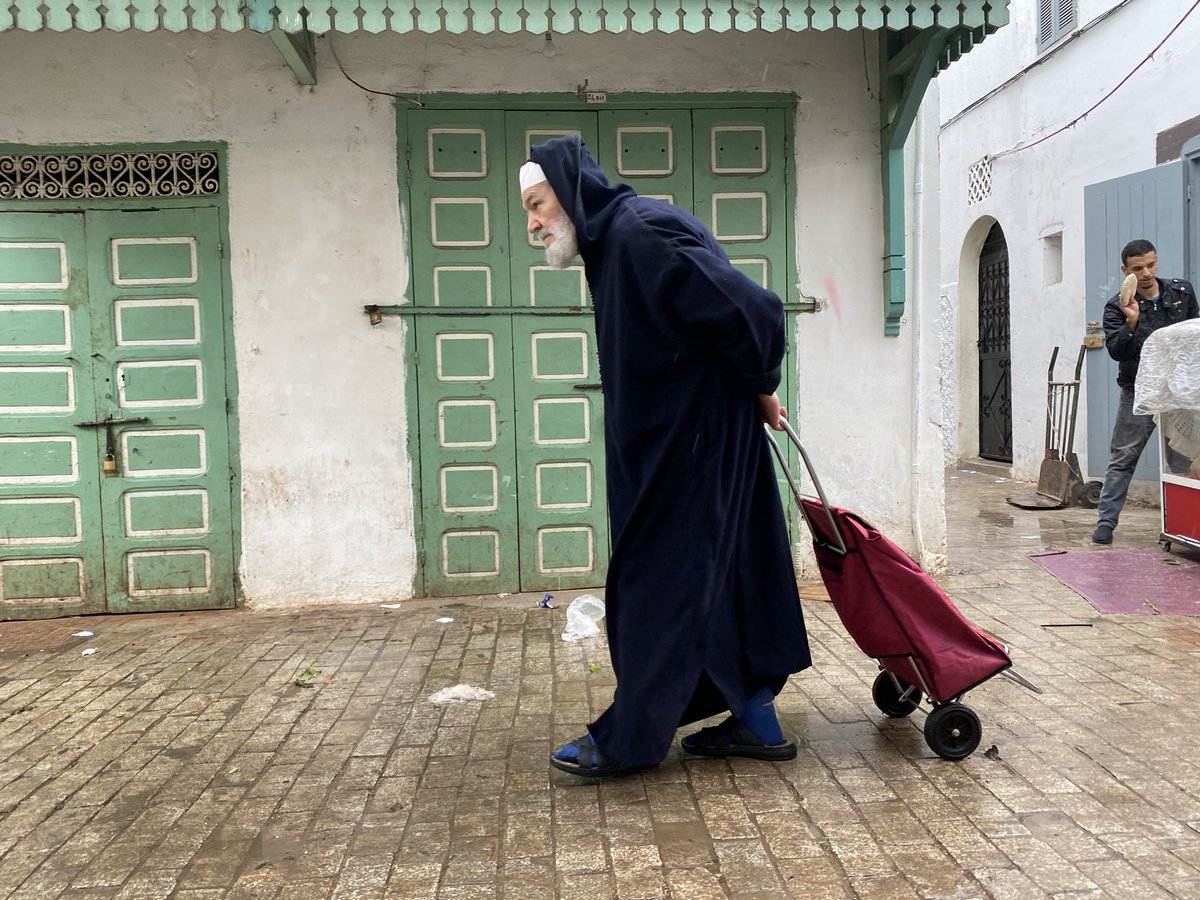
<box><xmin>522</xmin><ymin>181</ymin><xmax>579</xmax><ymax>269</ymax></box>
<box><xmin>1121</xmin><ymin>251</ymin><xmax>1158</xmax><ymax>293</ymax></box>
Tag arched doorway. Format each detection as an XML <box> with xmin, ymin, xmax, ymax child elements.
<box><xmin>978</xmin><ymin>222</ymin><xmax>1012</xmax><ymax>462</ymax></box>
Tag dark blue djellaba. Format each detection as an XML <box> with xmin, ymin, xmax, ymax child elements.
<box><xmin>530</xmin><ymin>136</ymin><xmax>812</xmax><ymax>768</ymax></box>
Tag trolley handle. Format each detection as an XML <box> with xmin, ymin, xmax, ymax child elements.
<box><xmin>765</xmin><ymin>417</ymin><xmax>849</xmax><ymax>557</ymax></box>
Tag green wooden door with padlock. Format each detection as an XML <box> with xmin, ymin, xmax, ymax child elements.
<box><xmin>0</xmin><ymin>208</ymin><xmax>236</xmax><ymax>618</ymax></box>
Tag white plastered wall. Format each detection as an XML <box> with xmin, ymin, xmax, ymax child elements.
<box><xmin>931</xmin><ymin>0</ymin><xmax>1200</xmax><ymax>482</ymax></box>
<box><xmin>1</xmin><ymin>26</ymin><xmax>943</xmax><ymax>604</ymax></box>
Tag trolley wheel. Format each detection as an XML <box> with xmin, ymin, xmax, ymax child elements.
<box><xmin>923</xmin><ymin>703</ymin><xmax>982</xmax><ymax>761</ymax></box>
<box><xmin>1160</xmin><ymin>539</ymin><xmax>1172</xmax><ymax>552</ymax></box>
<box><xmin>1079</xmin><ymin>480</ymin><xmax>1103</xmax><ymax>509</ymax></box>
<box><xmin>872</xmin><ymin>671</ymin><xmax>922</xmax><ymax>718</ymax></box>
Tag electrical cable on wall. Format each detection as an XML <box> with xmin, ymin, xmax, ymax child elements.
<box><xmin>991</xmin><ymin>0</ymin><xmax>1199</xmax><ymax>159</ymax></box>
<box><xmin>327</xmin><ymin>31</ymin><xmax>424</xmax><ymax>107</ymax></box>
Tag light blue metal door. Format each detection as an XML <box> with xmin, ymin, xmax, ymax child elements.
<box><xmin>1082</xmin><ymin>161</ymin><xmax>1186</xmax><ymax>481</ymax></box>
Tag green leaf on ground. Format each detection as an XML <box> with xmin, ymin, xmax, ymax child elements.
<box><xmin>589</xmin><ymin>664</ymin><xmax>602</xmax><ymax>673</ymax></box>
<box><xmin>293</xmin><ymin>667</ymin><xmax>321</xmax><ymax>687</ymax></box>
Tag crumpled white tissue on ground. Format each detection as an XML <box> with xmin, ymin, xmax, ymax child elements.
<box><xmin>428</xmin><ymin>684</ymin><xmax>495</xmax><ymax>705</ymax></box>
<box><xmin>561</xmin><ymin>594</ymin><xmax>606</xmax><ymax>642</ymax></box>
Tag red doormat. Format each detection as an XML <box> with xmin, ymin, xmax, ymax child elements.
<box><xmin>1029</xmin><ymin>548</ymin><xmax>1200</xmax><ymax>615</ymax></box>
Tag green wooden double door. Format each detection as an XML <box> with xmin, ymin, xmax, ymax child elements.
<box><xmin>0</xmin><ymin>208</ymin><xmax>236</xmax><ymax>619</ymax></box>
<box><xmin>409</xmin><ymin>105</ymin><xmax>793</xmax><ymax>597</ymax></box>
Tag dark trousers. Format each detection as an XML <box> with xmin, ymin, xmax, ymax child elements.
<box><xmin>1098</xmin><ymin>386</ymin><xmax>1188</xmax><ymax>527</ymax></box>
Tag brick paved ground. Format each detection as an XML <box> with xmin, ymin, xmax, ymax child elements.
<box><xmin>2</xmin><ymin>469</ymin><xmax>1199</xmax><ymax>899</ymax></box>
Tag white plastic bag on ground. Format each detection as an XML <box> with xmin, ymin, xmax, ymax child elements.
<box><xmin>561</xmin><ymin>594</ymin><xmax>605</xmax><ymax>642</ymax></box>
<box><xmin>428</xmin><ymin>684</ymin><xmax>495</xmax><ymax>705</ymax></box>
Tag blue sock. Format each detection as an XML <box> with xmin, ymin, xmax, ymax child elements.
<box><xmin>553</xmin><ymin>733</ymin><xmax>595</xmax><ymax>762</ymax></box>
<box><xmin>736</xmin><ymin>686</ymin><xmax>784</xmax><ymax>744</ymax></box>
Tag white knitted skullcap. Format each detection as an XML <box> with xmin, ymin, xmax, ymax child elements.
<box><xmin>519</xmin><ymin>161</ymin><xmax>547</xmax><ymax>192</ymax></box>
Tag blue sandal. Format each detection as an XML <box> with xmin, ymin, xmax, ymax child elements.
<box><xmin>681</xmin><ymin>716</ymin><xmax>797</xmax><ymax>761</ymax></box>
<box><xmin>549</xmin><ymin>734</ymin><xmax>645</xmax><ymax>779</ymax></box>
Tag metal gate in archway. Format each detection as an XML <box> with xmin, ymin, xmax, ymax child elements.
<box><xmin>978</xmin><ymin>222</ymin><xmax>1012</xmax><ymax>462</ymax></box>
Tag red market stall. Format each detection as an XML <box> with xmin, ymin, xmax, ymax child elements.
<box><xmin>1134</xmin><ymin>320</ymin><xmax>1200</xmax><ymax>552</ymax></box>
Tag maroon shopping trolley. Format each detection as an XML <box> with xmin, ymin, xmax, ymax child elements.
<box><xmin>766</xmin><ymin>420</ymin><xmax>1041</xmax><ymax>760</ymax></box>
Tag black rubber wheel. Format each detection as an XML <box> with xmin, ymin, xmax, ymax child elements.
<box><xmin>923</xmin><ymin>702</ymin><xmax>982</xmax><ymax>760</ymax></box>
<box><xmin>872</xmin><ymin>671</ymin><xmax>922</xmax><ymax>718</ymax></box>
<box><xmin>1160</xmin><ymin>539</ymin><xmax>1172</xmax><ymax>552</ymax></box>
<box><xmin>1079</xmin><ymin>480</ymin><xmax>1103</xmax><ymax>509</ymax></box>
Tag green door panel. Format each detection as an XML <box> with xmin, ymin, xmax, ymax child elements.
<box><xmin>506</xmin><ymin>113</ymin><xmax>599</xmax><ymax>310</ymax></box>
<box><xmin>409</xmin><ymin>110</ymin><xmax>511</xmax><ymax>309</ymax></box>
<box><xmin>0</xmin><ymin>241</ymin><xmax>69</xmax><ymax>285</ymax></box>
<box><xmin>598</xmin><ymin>109</ymin><xmax>694</xmax><ymax>211</ymax></box>
<box><xmin>85</xmin><ymin>208</ymin><xmax>236</xmax><ymax>614</ymax></box>
<box><xmin>414</xmin><ymin>316</ymin><xmax>519</xmax><ymax>596</ymax></box>
<box><xmin>692</xmin><ymin>108</ymin><xmax>788</xmax><ymax>298</ymax></box>
<box><xmin>505</xmin><ymin>112</ymin><xmax>610</xmax><ymax>591</ymax></box>
<box><xmin>409</xmin><ymin>110</ymin><xmax>611</xmax><ymax>595</ymax></box>
<box><xmin>511</xmin><ymin>314</ymin><xmax>608</xmax><ymax>590</ymax></box>
<box><xmin>0</xmin><ymin>305</ymin><xmax>72</xmax><ymax>349</ymax></box>
<box><xmin>0</xmin><ymin>212</ymin><xmax>105</xmax><ymax>618</ymax></box>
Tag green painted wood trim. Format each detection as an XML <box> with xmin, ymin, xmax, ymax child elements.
<box><xmin>1</xmin><ymin>0</ymin><xmax>1009</xmax><ymax>34</ymax></box>
<box><xmin>783</xmin><ymin>105</ymin><xmax>807</xmax><ymax>309</ymax></box>
<box><xmin>0</xmin><ymin>141</ymin><xmax>244</xmax><ymax>604</ymax></box>
<box><xmin>413</xmin><ymin>92</ymin><xmax>799</xmax><ymax>111</ymax></box>
<box><xmin>877</xmin><ymin>28</ymin><xmax>955</xmax><ymax>336</ymax></box>
<box><xmin>215</xmin><ymin>203</ymin><xmax>244</xmax><ymax>606</ymax></box>
<box><xmin>401</xmin><ymin>314</ymin><xmax>426</xmax><ymax>599</ymax></box>
<box><xmin>881</xmin><ymin>30</ymin><xmax>952</xmax><ymax>151</ymax></box>
<box><xmin>268</xmin><ymin>29</ymin><xmax>317</xmax><ymax>85</ymax></box>
<box><xmin>395</xmin><ymin>110</ymin><xmax>426</xmax><ymax>600</ymax></box>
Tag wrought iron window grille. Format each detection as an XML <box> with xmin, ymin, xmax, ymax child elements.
<box><xmin>0</xmin><ymin>151</ymin><xmax>221</xmax><ymax>201</ymax></box>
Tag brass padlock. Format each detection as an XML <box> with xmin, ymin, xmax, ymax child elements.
<box><xmin>102</xmin><ymin>452</ymin><xmax>118</xmax><ymax>476</ymax></box>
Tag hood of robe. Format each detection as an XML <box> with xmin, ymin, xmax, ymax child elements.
<box><xmin>528</xmin><ymin>135</ymin><xmax>635</xmax><ymax>263</ymax></box>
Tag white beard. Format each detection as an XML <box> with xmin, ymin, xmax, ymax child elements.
<box><xmin>542</xmin><ymin>215</ymin><xmax>580</xmax><ymax>269</ymax></box>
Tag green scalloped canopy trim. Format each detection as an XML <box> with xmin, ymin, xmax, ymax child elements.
<box><xmin>3</xmin><ymin>0</ymin><xmax>1008</xmax><ymax>37</ymax></box>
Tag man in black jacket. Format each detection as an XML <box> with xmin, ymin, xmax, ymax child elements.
<box><xmin>1092</xmin><ymin>239</ymin><xmax>1199</xmax><ymax>544</ymax></box>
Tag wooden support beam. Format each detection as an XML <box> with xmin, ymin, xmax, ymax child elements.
<box><xmin>877</xmin><ymin>27</ymin><xmax>959</xmax><ymax>335</ymax></box>
<box><xmin>269</xmin><ymin>29</ymin><xmax>317</xmax><ymax>86</ymax></box>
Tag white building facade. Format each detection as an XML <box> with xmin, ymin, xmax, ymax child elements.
<box><xmin>1</xmin><ymin>5</ymin><xmax>1003</xmax><ymax>615</ymax></box>
<box><xmin>929</xmin><ymin>0</ymin><xmax>1200</xmax><ymax>488</ymax></box>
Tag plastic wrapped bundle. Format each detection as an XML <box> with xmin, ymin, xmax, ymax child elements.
<box><xmin>1161</xmin><ymin>409</ymin><xmax>1200</xmax><ymax>477</ymax></box>
<box><xmin>1133</xmin><ymin>319</ymin><xmax>1200</xmax><ymax>416</ymax></box>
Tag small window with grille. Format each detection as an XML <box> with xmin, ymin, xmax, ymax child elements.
<box><xmin>1037</xmin><ymin>0</ymin><xmax>1076</xmax><ymax>53</ymax></box>
<box><xmin>967</xmin><ymin>157</ymin><xmax>992</xmax><ymax>205</ymax></box>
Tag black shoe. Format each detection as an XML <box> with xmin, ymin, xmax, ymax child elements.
<box><xmin>681</xmin><ymin>716</ymin><xmax>797</xmax><ymax>761</ymax></box>
<box><xmin>1092</xmin><ymin>524</ymin><xmax>1113</xmax><ymax>544</ymax></box>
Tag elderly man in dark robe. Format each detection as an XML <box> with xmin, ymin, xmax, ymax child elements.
<box><xmin>521</xmin><ymin>136</ymin><xmax>811</xmax><ymax>778</ymax></box>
